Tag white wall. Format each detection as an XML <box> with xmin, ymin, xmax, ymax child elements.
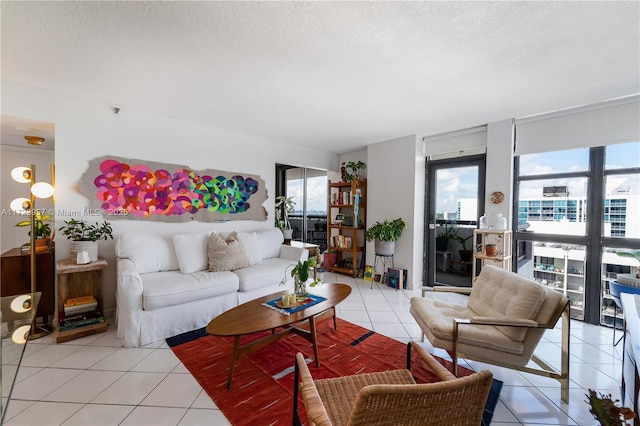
<box><xmin>485</xmin><ymin>119</ymin><xmax>515</xmax><ymax>226</ymax></box>
<box><xmin>1</xmin><ymin>146</ymin><xmax>55</xmax><ymax>252</ymax></box>
<box><xmin>366</xmin><ymin>135</ymin><xmax>424</xmax><ymax>289</ymax></box>
<box><xmin>1</xmin><ymin>81</ymin><xmax>338</xmax><ymax>316</ymax></box>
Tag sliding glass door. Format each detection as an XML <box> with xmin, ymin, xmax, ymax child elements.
<box><xmin>275</xmin><ymin>165</ymin><xmax>327</xmax><ymax>251</ymax></box>
<box><xmin>425</xmin><ymin>155</ymin><xmax>486</xmax><ymax>287</ymax></box>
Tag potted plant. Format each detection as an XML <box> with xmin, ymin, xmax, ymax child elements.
<box><xmin>281</xmin><ymin>256</ymin><xmax>322</xmax><ymax>300</ymax></box>
<box><xmin>275</xmin><ymin>195</ymin><xmax>295</xmax><ymax>243</ymax></box>
<box><xmin>343</xmin><ymin>161</ymin><xmax>366</xmax><ymax>184</ymax></box>
<box><xmin>365</xmin><ymin>218</ymin><xmax>407</xmax><ymax>256</ymax></box>
<box><xmin>16</xmin><ymin>211</ymin><xmax>53</xmax><ymax>252</ymax></box>
<box><xmin>59</xmin><ymin>219</ymin><xmax>113</xmax><ymax>262</ymax></box>
<box><xmin>452</xmin><ymin>229</ymin><xmax>474</xmax><ymax>262</ymax></box>
<box><xmin>585</xmin><ymin>389</ymin><xmax>635</xmax><ymax>425</ymax></box>
<box><xmin>485</xmin><ymin>243</ymin><xmax>497</xmax><ymax>257</ymax></box>
<box><xmin>435</xmin><ymin>222</ymin><xmax>456</xmax><ymax>252</ymax></box>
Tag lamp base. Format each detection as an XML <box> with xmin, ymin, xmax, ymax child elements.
<box><xmin>28</xmin><ymin>324</ymin><xmax>54</xmax><ymax>341</ymax></box>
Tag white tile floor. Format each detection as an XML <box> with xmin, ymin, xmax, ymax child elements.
<box><xmin>3</xmin><ymin>273</ymin><xmax>623</xmax><ymax>425</ymax></box>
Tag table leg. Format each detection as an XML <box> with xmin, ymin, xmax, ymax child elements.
<box><xmin>331</xmin><ymin>307</ymin><xmax>337</xmax><ymax>330</ymax></box>
<box><xmin>309</xmin><ymin>315</ymin><xmax>320</xmax><ymax>367</ymax></box>
<box><xmin>227</xmin><ymin>335</ymin><xmax>241</xmax><ymax>388</ymax></box>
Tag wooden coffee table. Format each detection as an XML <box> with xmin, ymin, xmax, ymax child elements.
<box><xmin>206</xmin><ymin>283</ymin><xmax>351</xmax><ymax>388</ymax></box>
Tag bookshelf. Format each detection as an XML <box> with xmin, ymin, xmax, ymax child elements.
<box><xmin>327</xmin><ymin>179</ymin><xmax>366</xmax><ymax>277</ymax></box>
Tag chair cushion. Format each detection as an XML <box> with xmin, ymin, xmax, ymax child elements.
<box><xmin>410</xmin><ymin>297</ymin><xmax>523</xmax><ymax>354</ymax></box>
<box><xmin>141</xmin><ymin>270</ymin><xmax>239</xmax><ymax>310</ymax></box>
<box><xmin>173</xmin><ymin>230</ymin><xmax>212</xmax><ymax>274</ymax></box>
<box><xmin>468</xmin><ymin>265</ymin><xmax>546</xmax><ymax>342</ymax></box>
<box><xmin>208</xmin><ymin>231</ymin><xmax>250</xmax><ymax>272</ymax></box>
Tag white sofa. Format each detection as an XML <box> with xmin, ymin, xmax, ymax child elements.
<box><xmin>115</xmin><ymin>228</ymin><xmax>308</xmax><ymax>347</ymax></box>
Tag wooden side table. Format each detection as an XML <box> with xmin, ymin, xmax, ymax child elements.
<box><xmin>56</xmin><ymin>258</ymin><xmax>108</xmax><ymax>343</ymax></box>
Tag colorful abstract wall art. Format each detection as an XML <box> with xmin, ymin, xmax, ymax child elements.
<box><xmin>79</xmin><ymin>156</ymin><xmax>267</xmax><ymax>222</ymax></box>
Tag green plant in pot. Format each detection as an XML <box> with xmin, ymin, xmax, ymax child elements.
<box><xmin>365</xmin><ymin>218</ymin><xmax>406</xmax><ymax>256</ymax></box>
<box><xmin>343</xmin><ymin>161</ymin><xmax>366</xmax><ymax>184</ymax></box>
<box><xmin>281</xmin><ymin>256</ymin><xmax>322</xmax><ymax>300</ymax></box>
<box><xmin>275</xmin><ymin>195</ymin><xmax>295</xmax><ymax>243</ymax></box>
<box><xmin>59</xmin><ymin>219</ymin><xmax>113</xmax><ymax>262</ymax></box>
<box><xmin>435</xmin><ymin>222</ymin><xmax>456</xmax><ymax>252</ymax></box>
<box><xmin>16</xmin><ymin>211</ymin><xmax>53</xmax><ymax>252</ymax></box>
<box><xmin>453</xmin><ymin>229</ymin><xmax>474</xmax><ymax>262</ymax></box>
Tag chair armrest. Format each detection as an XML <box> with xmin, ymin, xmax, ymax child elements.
<box><xmin>434</xmin><ymin>286</ymin><xmax>472</xmax><ymax>295</ymax></box>
<box><xmin>409</xmin><ymin>342</ymin><xmax>456</xmax><ymax>381</ymax></box>
<box><xmin>280</xmin><ymin>245</ymin><xmax>309</xmax><ymax>262</ymax></box>
<box><xmin>465</xmin><ymin>317</ymin><xmax>539</xmax><ymax>327</ymax></box>
<box><xmin>294</xmin><ymin>352</ymin><xmax>332</xmax><ymax>425</ymax></box>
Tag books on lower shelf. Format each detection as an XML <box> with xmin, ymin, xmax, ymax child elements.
<box><xmin>64</xmin><ymin>295</ymin><xmax>98</xmax><ymax>315</ymax></box>
<box><xmin>59</xmin><ymin>308</ymin><xmax>104</xmax><ymax>331</ymax></box>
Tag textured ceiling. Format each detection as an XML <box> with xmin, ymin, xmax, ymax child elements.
<box><xmin>1</xmin><ymin>1</ymin><xmax>639</xmax><ymax>153</ymax></box>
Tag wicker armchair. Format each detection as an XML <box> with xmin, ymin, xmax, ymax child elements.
<box><xmin>292</xmin><ymin>341</ymin><xmax>493</xmax><ymax>426</ymax></box>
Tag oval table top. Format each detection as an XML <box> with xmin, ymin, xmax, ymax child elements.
<box><xmin>206</xmin><ymin>282</ymin><xmax>352</xmax><ymax>337</ymax></box>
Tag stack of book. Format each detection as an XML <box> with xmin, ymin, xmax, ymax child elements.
<box><xmin>59</xmin><ymin>295</ymin><xmax>104</xmax><ymax>331</ymax></box>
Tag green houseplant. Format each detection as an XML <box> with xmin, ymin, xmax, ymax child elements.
<box><xmin>16</xmin><ymin>211</ymin><xmax>53</xmax><ymax>252</ymax></box>
<box><xmin>281</xmin><ymin>256</ymin><xmax>322</xmax><ymax>299</ymax></box>
<box><xmin>275</xmin><ymin>195</ymin><xmax>295</xmax><ymax>242</ymax></box>
<box><xmin>452</xmin><ymin>228</ymin><xmax>474</xmax><ymax>262</ymax></box>
<box><xmin>343</xmin><ymin>161</ymin><xmax>366</xmax><ymax>183</ymax></box>
<box><xmin>435</xmin><ymin>222</ymin><xmax>456</xmax><ymax>251</ymax></box>
<box><xmin>365</xmin><ymin>218</ymin><xmax>407</xmax><ymax>256</ymax></box>
<box><xmin>59</xmin><ymin>219</ymin><xmax>113</xmax><ymax>262</ymax></box>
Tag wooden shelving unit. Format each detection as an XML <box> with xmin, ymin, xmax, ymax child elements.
<box><xmin>327</xmin><ymin>179</ymin><xmax>366</xmax><ymax>277</ymax></box>
<box><xmin>472</xmin><ymin>230</ymin><xmax>512</xmax><ymax>281</ymax></box>
<box><xmin>56</xmin><ymin>258</ymin><xmax>108</xmax><ymax>343</ymax></box>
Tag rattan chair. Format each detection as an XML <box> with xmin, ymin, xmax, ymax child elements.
<box><xmin>292</xmin><ymin>341</ymin><xmax>493</xmax><ymax>426</ymax></box>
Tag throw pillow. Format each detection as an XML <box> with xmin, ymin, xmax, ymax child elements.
<box><xmin>208</xmin><ymin>231</ymin><xmax>250</xmax><ymax>272</ymax></box>
<box><xmin>173</xmin><ymin>231</ymin><xmax>212</xmax><ymax>274</ymax></box>
<box><xmin>237</xmin><ymin>232</ymin><xmax>262</xmax><ymax>265</ymax></box>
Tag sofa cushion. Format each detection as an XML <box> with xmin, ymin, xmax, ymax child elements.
<box><xmin>233</xmin><ymin>257</ymin><xmax>297</xmax><ymax>292</ymax></box>
<box><xmin>116</xmin><ymin>233</ymin><xmax>179</xmax><ymax>274</ymax></box>
<box><xmin>257</xmin><ymin>228</ymin><xmax>284</xmax><ymax>259</ymax></box>
<box><xmin>468</xmin><ymin>265</ymin><xmax>546</xmax><ymax>342</ymax></box>
<box><xmin>208</xmin><ymin>231</ymin><xmax>250</xmax><ymax>272</ymax></box>
<box><xmin>237</xmin><ymin>231</ymin><xmax>262</xmax><ymax>265</ymax></box>
<box><xmin>141</xmin><ymin>270</ymin><xmax>239</xmax><ymax>311</ymax></box>
<box><xmin>173</xmin><ymin>231</ymin><xmax>212</xmax><ymax>274</ymax></box>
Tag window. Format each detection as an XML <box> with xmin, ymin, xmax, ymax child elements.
<box><xmin>515</xmin><ymin>142</ymin><xmax>640</xmax><ymax>326</ymax></box>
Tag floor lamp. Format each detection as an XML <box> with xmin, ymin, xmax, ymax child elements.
<box><xmin>10</xmin><ymin>163</ymin><xmax>55</xmax><ymax>340</ymax></box>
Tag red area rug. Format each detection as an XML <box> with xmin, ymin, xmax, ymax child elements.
<box><xmin>168</xmin><ymin>318</ymin><xmax>483</xmax><ymax>425</ymax></box>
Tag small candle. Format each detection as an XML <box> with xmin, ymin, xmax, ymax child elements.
<box><xmin>288</xmin><ymin>294</ymin><xmax>297</xmax><ymax>305</ymax></box>
<box><xmin>281</xmin><ymin>295</ymin><xmax>289</xmax><ymax>305</ymax></box>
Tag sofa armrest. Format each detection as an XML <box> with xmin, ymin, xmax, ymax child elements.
<box><xmin>117</xmin><ymin>258</ymin><xmax>144</xmax><ymax>312</ymax></box>
<box><xmin>279</xmin><ymin>245</ymin><xmax>309</xmax><ymax>262</ymax></box>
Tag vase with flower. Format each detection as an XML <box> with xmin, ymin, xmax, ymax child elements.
<box><xmin>282</xmin><ymin>256</ymin><xmax>322</xmax><ymax>300</ymax></box>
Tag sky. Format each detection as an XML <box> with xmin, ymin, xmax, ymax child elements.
<box><xmin>436</xmin><ymin>141</ymin><xmax>640</xmax><ymax>215</ymax></box>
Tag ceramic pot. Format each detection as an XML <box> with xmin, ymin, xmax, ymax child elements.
<box><xmin>485</xmin><ymin>245</ymin><xmax>497</xmax><ymax>257</ymax></box>
<box><xmin>70</xmin><ymin>241</ymin><xmax>98</xmax><ymax>262</ymax></box>
<box><xmin>282</xmin><ymin>229</ymin><xmax>293</xmax><ymax>244</ymax></box>
<box><xmin>375</xmin><ymin>240</ymin><xmax>395</xmax><ymax>256</ymax></box>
